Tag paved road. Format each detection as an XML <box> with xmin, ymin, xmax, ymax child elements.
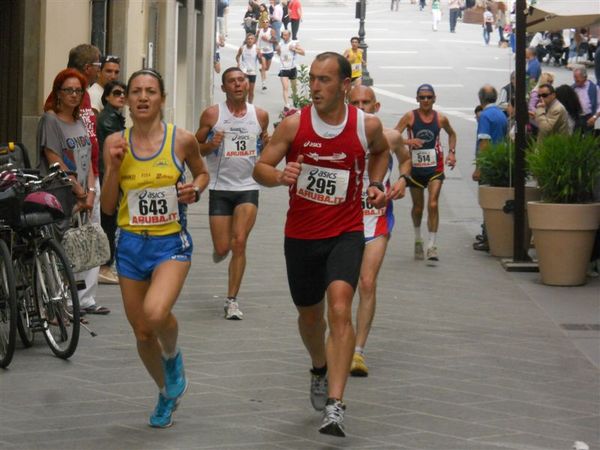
<box><xmin>1</xmin><ymin>2</ymin><xmax>598</xmax><ymax>449</ymax></box>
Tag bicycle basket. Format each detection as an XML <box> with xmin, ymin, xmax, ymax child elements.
<box><xmin>44</xmin><ymin>179</ymin><xmax>76</xmax><ymax>218</ymax></box>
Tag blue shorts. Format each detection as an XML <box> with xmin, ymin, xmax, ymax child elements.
<box><xmin>115</xmin><ymin>229</ymin><xmax>193</xmax><ymax>281</ymax></box>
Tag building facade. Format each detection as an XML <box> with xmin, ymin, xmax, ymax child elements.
<box><xmin>0</xmin><ymin>0</ymin><xmax>216</xmax><ymax>162</ymax></box>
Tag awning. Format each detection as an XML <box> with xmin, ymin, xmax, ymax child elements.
<box><xmin>526</xmin><ymin>0</ymin><xmax>600</xmax><ymax>32</ymax></box>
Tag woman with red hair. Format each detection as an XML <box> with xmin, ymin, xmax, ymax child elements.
<box><xmin>37</xmin><ymin>68</ymin><xmax>111</xmax><ymax>315</ymax></box>
<box><xmin>38</xmin><ymin>68</ymin><xmax>93</xmax><ymax>207</ymax></box>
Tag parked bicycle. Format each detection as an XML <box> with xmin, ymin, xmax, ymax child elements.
<box><xmin>0</xmin><ymin>163</ymin><xmax>80</xmax><ymax>360</ymax></box>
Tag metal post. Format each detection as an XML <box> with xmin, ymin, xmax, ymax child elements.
<box><xmin>357</xmin><ymin>0</ymin><xmax>373</xmax><ymax>86</ymax></box>
<box><xmin>512</xmin><ymin>0</ymin><xmax>527</xmax><ymax>261</ymax></box>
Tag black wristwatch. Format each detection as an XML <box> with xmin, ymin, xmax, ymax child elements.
<box><xmin>399</xmin><ymin>173</ymin><xmax>409</xmax><ymax>182</ymax></box>
<box><xmin>368</xmin><ymin>181</ymin><xmax>385</xmax><ymax>192</ymax></box>
<box><xmin>193</xmin><ymin>186</ymin><xmax>201</xmax><ymax>203</ymax></box>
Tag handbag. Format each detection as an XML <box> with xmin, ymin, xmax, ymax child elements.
<box><xmin>62</xmin><ymin>212</ymin><xmax>110</xmax><ymax>273</ymax></box>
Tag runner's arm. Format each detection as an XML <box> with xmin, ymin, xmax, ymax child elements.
<box><xmin>253</xmin><ymin>114</ymin><xmax>300</xmax><ymax>187</ymax></box>
<box><xmin>365</xmin><ymin>115</ymin><xmax>389</xmax><ymax>208</ymax></box>
<box><xmin>394</xmin><ymin>112</ymin><xmax>421</xmax><ymax>148</ymax></box>
<box><xmin>385</xmin><ymin>129</ymin><xmax>410</xmax><ymax>200</ymax></box>
<box><xmin>256</xmin><ymin>108</ymin><xmax>271</xmax><ymax>148</ymax></box>
<box><xmin>195</xmin><ymin>107</ymin><xmax>223</xmax><ymax>157</ymax></box>
<box><xmin>101</xmin><ymin>133</ymin><xmax>128</xmax><ymax>215</ymax></box>
<box><xmin>176</xmin><ymin>129</ymin><xmax>210</xmax><ymax>204</ymax></box>
<box><xmin>235</xmin><ymin>47</ymin><xmax>243</xmax><ymax>66</ymax></box>
<box><xmin>440</xmin><ymin>113</ymin><xmax>457</xmax><ymax>168</ymax></box>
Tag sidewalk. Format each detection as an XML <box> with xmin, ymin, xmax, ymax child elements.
<box><xmin>1</xmin><ymin>2</ymin><xmax>599</xmax><ymax>449</ymax></box>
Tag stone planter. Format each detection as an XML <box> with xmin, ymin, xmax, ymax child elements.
<box><xmin>528</xmin><ymin>202</ymin><xmax>600</xmax><ymax>286</ymax></box>
<box><xmin>478</xmin><ymin>186</ymin><xmax>540</xmax><ymax>258</ymax></box>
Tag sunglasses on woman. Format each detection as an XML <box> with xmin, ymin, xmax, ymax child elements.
<box><xmin>111</xmin><ymin>89</ymin><xmax>126</xmax><ymax>97</ymax></box>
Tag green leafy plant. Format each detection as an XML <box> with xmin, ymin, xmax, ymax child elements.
<box><xmin>476</xmin><ymin>140</ymin><xmax>516</xmax><ymax>187</ymax></box>
<box><xmin>291</xmin><ymin>64</ymin><xmax>311</xmax><ymax>109</ymax></box>
<box><xmin>526</xmin><ymin>133</ymin><xmax>600</xmax><ymax>203</ymax></box>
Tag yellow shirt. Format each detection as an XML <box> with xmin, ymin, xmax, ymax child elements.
<box><xmin>347</xmin><ymin>48</ymin><xmax>363</xmax><ymax>78</ymax></box>
<box><xmin>117</xmin><ymin>123</ymin><xmax>185</xmax><ymax>236</ymax></box>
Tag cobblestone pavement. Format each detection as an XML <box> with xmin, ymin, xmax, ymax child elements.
<box><xmin>1</xmin><ymin>2</ymin><xmax>598</xmax><ymax>449</ymax></box>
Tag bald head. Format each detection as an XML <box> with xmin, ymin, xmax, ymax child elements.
<box><xmin>478</xmin><ymin>84</ymin><xmax>497</xmax><ymax>106</ymax></box>
<box><xmin>348</xmin><ymin>85</ymin><xmax>380</xmax><ymax>114</ymax></box>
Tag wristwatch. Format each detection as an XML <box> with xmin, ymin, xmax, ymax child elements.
<box><xmin>399</xmin><ymin>173</ymin><xmax>409</xmax><ymax>182</ymax></box>
<box><xmin>368</xmin><ymin>181</ymin><xmax>385</xmax><ymax>192</ymax></box>
<box><xmin>448</xmin><ymin>149</ymin><xmax>456</xmax><ymax>154</ymax></box>
<box><xmin>192</xmin><ymin>186</ymin><xmax>201</xmax><ymax>203</ymax></box>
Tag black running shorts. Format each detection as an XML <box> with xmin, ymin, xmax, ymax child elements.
<box><xmin>284</xmin><ymin>231</ymin><xmax>364</xmax><ymax>307</ymax></box>
<box><xmin>209</xmin><ymin>190</ymin><xmax>259</xmax><ymax>216</ymax></box>
<box><xmin>278</xmin><ymin>68</ymin><xmax>297</xmax><ymax>80</ymax></box>
<box><xmin>407</xmin><ymin>172</ymin><xmax>445</xmax><ymax>189</ymax></box>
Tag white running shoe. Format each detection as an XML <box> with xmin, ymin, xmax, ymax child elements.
<box><xmin>224</xmin><ymin>299</ymin><xmax>243</xmax><ymax>320</ymax></box>
<box><xmin>318</xmin><ymin>399</ymin><xmax>346</xmax><ymax>437</ymax></box>
<box><xmin>426</xmin><ymin>246</ymin><xmax>439</xmax><ymax>266</ymax></box>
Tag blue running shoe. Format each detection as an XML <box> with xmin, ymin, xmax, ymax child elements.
<box><xmin>162</xmin><ymin>351</ymin><xmax>188</xmax><ymax>400</ymax></box>
<box><xmin>148</xmin><ymin>393</ymin><xmax>177</xmax><ymax>428</ymax></box>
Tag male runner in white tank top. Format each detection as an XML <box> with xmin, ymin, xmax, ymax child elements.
<box><xmin>236</xmin><ymin>34</ymin><xmax>263</xmax><ymax>103</ymax></box>
<box><xmin>195</xmin><ymin>67</ymin><xmax>269</xmax><ymax>320</ymax></box>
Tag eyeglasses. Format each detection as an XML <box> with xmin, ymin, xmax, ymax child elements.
<box><xmin>539</xmin><ymin>93</ymin><xmax>552</xmax><ymax>98</ymax></box>
<box><xmin>91</xmin><ymin>62</ymin><xmax>102</xmax><ymax>68</ymax></box>
<box><xmin>103</xmin><ymin>55</ymin><xmax>121</xmax><ymax>64</ymax></box>
<box><xmin>418</xmin><ymin>95</ymin><xmax>434</xmax><ymax>100</ymax></box>
<box><xmin>111</xmin><ymin>89</ymin><xmax>125</xmax><ymax>97</ymax></box>
<box><xmin>59</xmin><ymin>88</ymin><xmax>84</xmax><ymax>96</ymax></box>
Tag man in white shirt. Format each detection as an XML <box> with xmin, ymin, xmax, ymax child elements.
<box><xmin>87</xmin><ymin>55</ymin><xmax>121</xmax><ymax>114</ymax></box>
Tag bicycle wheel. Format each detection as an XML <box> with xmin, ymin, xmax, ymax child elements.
<box><xmin>34</xmin><ymin>238</ymin><xmax>80</xmax><ymax>359</ymax></box>
<box><xmin>0</xmin><ymin>239</ymin><xmax>17</xmax><ymax>368</ymax></box>
<box><xmin>15</xmin><ymin>258</ymin><xmax>35</xmax><ymax>348</ymax></box>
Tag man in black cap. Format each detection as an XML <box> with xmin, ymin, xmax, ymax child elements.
<box><xmin>395</xmin><ymin>84</ymin><xmax>457</xmax><ymax>265</ymax></box>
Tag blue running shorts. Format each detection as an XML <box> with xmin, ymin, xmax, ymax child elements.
<box><xmin>116</xmin><ymin>229</ymin><xmax>193</xmax><ymax>281</ymax></box>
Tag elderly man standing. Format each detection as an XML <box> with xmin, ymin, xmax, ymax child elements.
<box><xmin>531</xmin><ymin>84</ymin><xmax>570</xmax><ymax>141</ymax></box>
<box><xmin>572</xmin><ymin>67</ymin><xmax>600</xmax><ymax>134</ymax></box>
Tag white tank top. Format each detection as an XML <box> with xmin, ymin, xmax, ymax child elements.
<box><xmin>257</xmin><ymin>28</ymin><xmax>274</xmax><ymax>54</ymax></box>
<box><xmin>279</xmin><ymin>40</ymin><xmax>297</xmax><ymax>70</ymax></box>
<box><xmin>240</xmin><ymin>44</ymin><xmax>259</xmax><ymax>75</ymax></box>
<box><xmin>206</xmin><ymin>102</ymin><xmax>263</xmax><ymax>191</ymax></box>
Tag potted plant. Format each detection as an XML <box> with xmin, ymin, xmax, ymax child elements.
<box><xmin>526</xmin><ymin>133</ymin><xmax>600</xmax><ymax>286</ymax></box>
<box><xmin>476</xmin><ymin>140</ymin><xmax>540</xmax><ymax>257</ymax></box>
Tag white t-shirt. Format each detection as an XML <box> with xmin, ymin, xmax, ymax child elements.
<box><xmin>206</xmin><ymin>103</ymin><xmax>263</xmax><ymax>191</ymax></box>
<box><xmin>87</xmin><ymin>83</ymin><xmax>104</xmax><ymax>113</ymax></box>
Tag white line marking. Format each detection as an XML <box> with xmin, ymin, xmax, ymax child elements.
<box><xmin>314</xmin><ymin>38</ymin><xmax>428</xmax><ymax>42</ymax></box>
<box><xmin>372</xmin><ymin>87</ymin><xmax>476</xmax><ymax>123</ymax></box>
<box><xmin>380</xmin><ymin>66</ymin><xmax>453</xmax><ymax>70</ymax></box>
<box><xmin>465</xmin><ymin>67</ymin><xmax>511</xmax><ymax>72</ymax></box>
<box><xmin>439</xmin><ymin>39</ymin><xmax>485</xmax><ymax>45</ymax></box>
<box><xmin>300</xmin><ymin>27</ymin><xmax>389</xmax><ymax>32</ymax></box>
<box><xmin>305</xmin><ymin>50</ymin><xmax>418</xmax><ymax>55</ymax></box>
<box><xmin>375</xmin><ymin>83</ymin><xmax>464</xmax><ymax>88</ymax></box>
<box><xmin>374</xmin><ymin>84</ymin><xmax>406</xmax><ymax>87</ymax></box>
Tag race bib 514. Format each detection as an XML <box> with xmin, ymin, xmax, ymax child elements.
<box><xmin>412</xmin><ymin>148</ymin><xmax>437</xmax><ymax>168</ymax></box>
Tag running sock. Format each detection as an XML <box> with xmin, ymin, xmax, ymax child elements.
<box><xmin>227</xmin><ymin>296</ymin><xmax>236</xmax><ymax>302</ymax></box>
<box><xmin>162</xmin><ymin>347</ymin><xmax>179</xmax><ymax>360</ymax></box>
<box><xmin>311</xmin><ymin>364</ymin><xmax>327</xmax><ymax>376</ymax></box>
<box><xmin>414</xmin><ymin>227</ymin><xmax>422</xmax><ymax>241</ymax></box>
<box><xmin>354</xmin><ymin>346</ymin><xmax>364</xmax><ymax>356</ymax></box>
<box><xmin>428</xmin><ymin>232</ymin><xmax>437</xmax><ymax>248</ymax></box>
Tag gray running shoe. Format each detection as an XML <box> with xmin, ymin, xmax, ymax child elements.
<box><xmin>310</xmin><ymin>371</ymin><xmax>328</xmax><ymax>411</ymax></box>
<box><xmin>414</xmin><ymin>240</ymin><xmax>424</xmax><ymax>260</ymax></box>
<box><xmin>318</xmin><ymin>399</ymin><xmax>346</xmax><ymax>437</ymax></box>
<box><xmin>426</xmin><ymin>246</ymin><xmax>439</xmax><ymax>266</ymax></box>
<box><xmin>224</xmin><ymin>299</ymin><xmax>243</xmax><ymax>320</ymax></box>
<box><xmin>212</xmin><ymin>250</ymin><xmax>228</xmax><ymax>264</ymax></box>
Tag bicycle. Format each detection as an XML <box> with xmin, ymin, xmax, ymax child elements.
<box><xmin>0</xmin><ymin>164</ymin><xmax>81</xmax><ymax>359</ymax></box>
<box><xmin>0</xmin><ymin>224</ymin><xmax>17</xmax><ymax>368</ymax></box>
